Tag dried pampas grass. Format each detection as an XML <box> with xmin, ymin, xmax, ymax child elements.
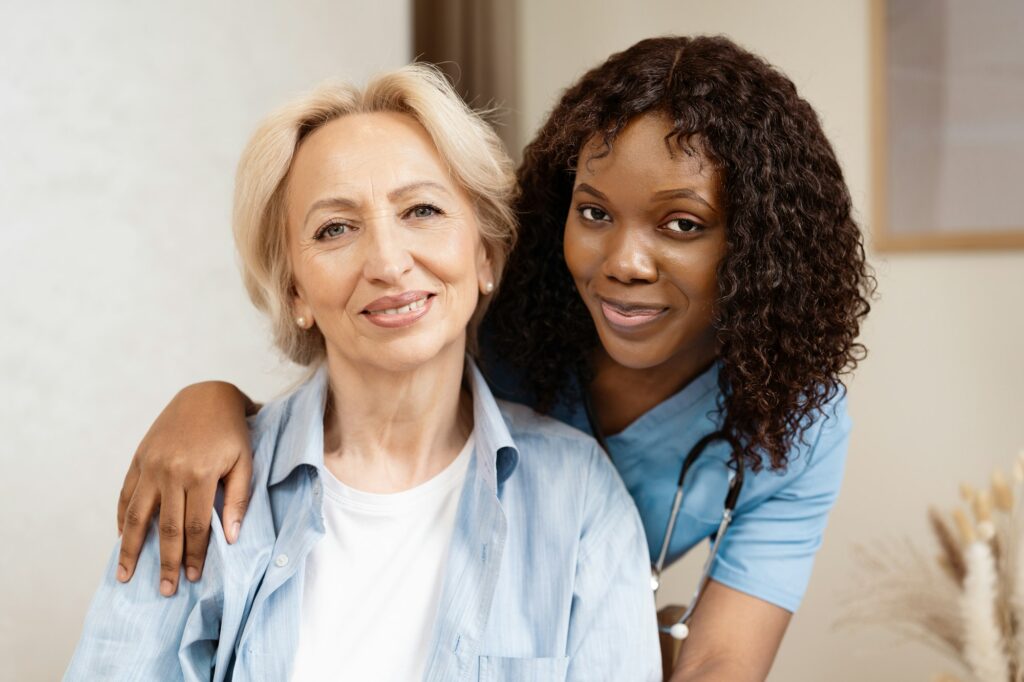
<box><xmin>841</xmin><ymin>452</ymin><xmax>1024</xmax><ymax>682</ymax></box>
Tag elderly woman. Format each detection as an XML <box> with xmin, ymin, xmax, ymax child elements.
<box><xmin>65</xmin><ymin>65</ymin><xmax>660</xmax><ymax>681</ymax></box>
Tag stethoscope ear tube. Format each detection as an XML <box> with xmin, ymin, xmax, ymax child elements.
<box><xmin>580</xmin><ymin>382</ymin><xmax>748</xmax><ymax>640</ymax></box>
<box><xmin>654</xmin><ymin>431</ymin><xmax>746</xmax><ymax>640</ymax></box>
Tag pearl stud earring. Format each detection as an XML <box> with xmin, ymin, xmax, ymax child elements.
<box><xmin>483</xmin><ymin>282</ymin><xmax>494</xmax><ymax>294</ymax></box>
<box><xmin>296</xmin><ymin>316</ymin><xmax>307</xmax><ymax>328</ymax></box>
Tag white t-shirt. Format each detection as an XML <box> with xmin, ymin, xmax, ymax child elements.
<box><xmin>289</xmin><ymin>435</ymin><xmax>474</xmax><ymax>682</ymax></box>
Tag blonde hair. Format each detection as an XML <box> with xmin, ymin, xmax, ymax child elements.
<box><xmin>233</xmin><ymin>64</ymin><xmax>517</xmax><ymax>365</ymax></box>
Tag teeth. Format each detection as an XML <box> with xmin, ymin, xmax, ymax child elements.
<box><xmin>376</xmin><ymin>297</ymin><xmax>428</xmax><ymax>315</ymax></box>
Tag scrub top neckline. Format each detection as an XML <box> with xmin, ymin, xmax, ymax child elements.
<box><xmin>583</xmin><ymin>361</ymin><xmax>722</xmax><ymax>452</ymax></box>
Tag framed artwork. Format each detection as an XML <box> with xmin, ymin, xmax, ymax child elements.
<box><xmin>871</xmin><ymin>0</ymin><xmax>1024</xmax><ymax>250</ymax></box>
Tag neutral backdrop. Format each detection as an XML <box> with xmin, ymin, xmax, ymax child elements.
<box><xmin>3</xmin><ymin>1</ymin><xmax>1023</xmax><ymax>681</ymax></box>
<box><xmin>0</xmin><ymin>2</ymin><xmax>409</xmax><ymax>679</ymax></box>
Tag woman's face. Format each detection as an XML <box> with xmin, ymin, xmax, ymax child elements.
<box><xmin>563</xmin><ymin>112</ymin><xmax>727</xmax><ymax>372</ymax></box>
<box><xmin>286</xmin><ymin>112</ymin><xmax>492</xmax><ymax>373</ymax></box>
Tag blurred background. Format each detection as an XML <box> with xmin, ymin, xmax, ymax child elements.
<box><xmin>2</xmin><ymin>1</ymin><xmax>1022</xmax><ymax>680</ymax></box>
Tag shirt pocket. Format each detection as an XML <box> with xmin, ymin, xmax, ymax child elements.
<box><xmin>478</xmin><ymin>655</ymin><xmax>570</xmax><ymax>681</ymax></box>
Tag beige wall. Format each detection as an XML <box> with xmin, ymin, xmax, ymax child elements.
<box><xmin>517</xmin><ymin>1</ymin><xmax>1024</xmax><ymax>679</ymax></box>
<box><xmin>0</xmin><ymin>2</ymin><xmax>409</xmax><ymax>679</ymax></box>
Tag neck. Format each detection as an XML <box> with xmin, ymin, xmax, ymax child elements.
<box><xmin>588</xmin><ymin>346</ymin><xmax>716</xmax><ymax>437</ymax></box>
<box><xmin>321</xmin><ymin>344</ymin><xmax>472</xmax><ymax>493</ymax></box>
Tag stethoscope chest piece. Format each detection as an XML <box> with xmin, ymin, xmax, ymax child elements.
<box><xmin>668</xmin><ymin>622</ymin><xmax>689</xmax><ymax>640</ymax></box>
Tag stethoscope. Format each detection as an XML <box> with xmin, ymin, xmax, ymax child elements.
<box><xmin>583</xmin><ymin>392</ymin><xmax>745</xmax><ymax>642</ymax></box>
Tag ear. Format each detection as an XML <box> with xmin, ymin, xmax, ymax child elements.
<box><xmin>476</xmin><ymin>240</ymin><xmax>496</xmax><ymax>296</ymax></box>
<box><xmin>291</xmin><ymin>283</ymin><xmax>315</xmax><ymax>329</ymax></box>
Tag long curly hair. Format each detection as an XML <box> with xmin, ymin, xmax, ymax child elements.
<box><xmin>485</xmin><ymin>35</ymin><xmax>875</xmax><ymax>472</ymax></box>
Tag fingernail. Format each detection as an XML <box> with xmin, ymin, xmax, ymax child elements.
<box><xmin>160</xmin><ymin>579</ymin><xmax>175</xmax><ymax>597</ymax></box>
<box><xmin>186</xmin><ymin>566</ymin><xmax>200</xmax><ymax>582</ymax></box>
<box><xmin>117</xmin><ymin>564</ymin><xmax>128</xmax><ymax>581</ymax></box>
<box><xmin>231</xmin><ymin>521</ymin><xmax>241</xmax><ymax>544</ymax></box>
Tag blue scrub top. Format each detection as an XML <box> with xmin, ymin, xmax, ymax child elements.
<box><xmin>485</xmin><ymin>358</ymin><xmax>850</xmax><ymax>613</ymax></box>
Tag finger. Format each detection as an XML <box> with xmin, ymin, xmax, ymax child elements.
<box><xmin>221</xmin><ymin>448</ymin><xmax>254</xmax><ymax>545</ymax></box>
<box><xmin>157</xmin><ymin>487</ymin><xmax>186</xmax><ymax>597</ymax></box>
<box><xmin>117</xmin><ymin>479</ymin><xmax>159</xmax><ymax>584</ymax></box>
<box><xmin>117</xmin><ymin>457</ymin><xmax>142</xmax><ymax>536</ymax></box>
<box><xmin>182</xmin><ymin>484</ymin><xmax>215</xmax><ymax>583</ymax></box>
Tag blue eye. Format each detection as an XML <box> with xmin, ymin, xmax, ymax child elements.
<box><xmin>406</xmin><ymin>204</ymin><xmax>443</xmax><ymax>219</ymax></box>
<box><xmin>664</xmin><ymin>218</ymin><xmax>702</xmax><ymax>233</ymax></box>
<box><xmin>315</xmin><ymin>222</ymin><xmax>352</xmax><ymax>240</ymax></box>
<box><xmin>579</xmin><ymin>206</ymin><xmax>611</xmax><ymax>222</ymax></box>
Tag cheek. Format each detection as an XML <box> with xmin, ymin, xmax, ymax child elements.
<box><xmin>416</xmin><ymin>226</ymin><xmax>483</xmax><ymax>290</ymax></box>
<box><xmin>663</xmin><ymin>241</ymin><xmax>724</xmax><ymax>302</ymax></box>
<box><xmin>294</xmin><ymin>258</ymin><xmax>358</xmax><ymax>313</ymax></box>
<box><xmin>562</xmin><ymin>221</ymin><xmax>599</xmax><ymax>283</ymax></box>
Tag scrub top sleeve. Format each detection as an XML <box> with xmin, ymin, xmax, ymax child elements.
<box><xmin>708</xmin><ymin>396</ymin><xmax>852</xmax><ymax>613</ymax></box>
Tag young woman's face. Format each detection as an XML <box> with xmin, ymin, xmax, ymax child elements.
<box><xmin>563</xmin><ymin>113</ymin><xmax>727</xmax><ymax>372</ymax></box>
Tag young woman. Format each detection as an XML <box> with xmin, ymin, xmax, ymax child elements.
<box><xmin>113</xmin><ymin>36</ymin><xmax>872</xmax><ymax>680</ymax></box>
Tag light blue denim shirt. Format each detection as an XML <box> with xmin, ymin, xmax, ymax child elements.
<box><xmin>66</xmin><ymin>360</ymin><xmax>662</xmax><ymax>681</ymax></box>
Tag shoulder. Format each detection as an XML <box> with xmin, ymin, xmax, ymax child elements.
<box><xmin>792</xmin><ymin>388</ymin><xmax>852</xmax><ymax>472</ymax></box>
<box><xmin>497</xmin><ymin>399</ymin><xmax>634</xmax><ymax>513</ymax></box>
<box><xmin>499</xmin><ymin>398</ymin><xmax>594</xmax><ymax>446</ymax></box>
<box><xmin>740</xmin><ymin>389</ymin><xmax>852</xmax><ymax>514</ymax></box>
<box><xmin>249</xmin><ymin>384</ymin><xmax>301</xmax><ymax>449</ymax></box>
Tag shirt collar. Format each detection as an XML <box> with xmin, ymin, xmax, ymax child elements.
<box><xmin>267</xmin><ymin>357</ymin><xmax>520</xmax><ymax>489</ymax></box>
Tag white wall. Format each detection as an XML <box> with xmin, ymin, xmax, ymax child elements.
<box><xmin>0</xmin><ymin>2</ymin><xmax>409</xmax><ymax>679</ymax></box>
<box><xmin>517</xmin><ymin>1</ymin><xmax>1024</xmax><ymax>680</ymax></box>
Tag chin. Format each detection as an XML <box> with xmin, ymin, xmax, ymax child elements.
<box><xmin>357</xmin><ymin>333</ymin><xmax>467</xmax><ymax>373</ymax></box>
<box><xmin>596</xmin><ymin>331</ymin><xmax>676</xmax><ymax>371</ymax></box>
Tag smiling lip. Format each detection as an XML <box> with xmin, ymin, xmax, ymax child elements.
<box><xmin>362</xmin><ymin>291</ymin><xmax>434</xmax><ymax>328</ymax></box>
<box><xmin>598</xmin><ymin>296</ymin><xmax>668</xmax><ymax>329</ymax></box>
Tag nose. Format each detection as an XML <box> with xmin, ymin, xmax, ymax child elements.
<box><xmin>362</xmin><ymin>217</ymin><xmax>414</xmax><ymax>284</ymax></box>
<box><xmin>601</xmin><ymin>224</ymin><xmax>657</xmax><ymax>284</ymax></box>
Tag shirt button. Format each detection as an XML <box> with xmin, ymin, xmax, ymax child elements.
<box><xmin>274</xmin><ymin>554</ymin><xmax>289</xmax><ymax>568</ymax></box>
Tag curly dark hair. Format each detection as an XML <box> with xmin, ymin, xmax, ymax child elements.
<box><xmin>485</xmin><ymin>35</ymin><xmax>875</xmax><ymax>473</ymax></box>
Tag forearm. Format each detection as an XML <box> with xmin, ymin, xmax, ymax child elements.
<box><xmin>670</xmin><ymin>657</ymin><xmax>766</xmax><ymax>682</ymax></box>
<box><xmin>181</xmin><ymin>380</ymin><xmax>260</xmax><ymax>417</ymax></box>
<box><xmin>666</xmin><ymin>580</ymin><xmax>788</xmax><ymax>682</ymax></box>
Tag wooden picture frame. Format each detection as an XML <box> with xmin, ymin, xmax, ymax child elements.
<box><xmin>870</xmin><ymin>0</ymin><xmax>1024</xmax><ymax>251</ymax></box>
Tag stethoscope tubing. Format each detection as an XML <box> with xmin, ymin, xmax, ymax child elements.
<box><xmin>581</xmin><ymin>385</ymin><xmax>745</xmax><ymax>641</ymax></box>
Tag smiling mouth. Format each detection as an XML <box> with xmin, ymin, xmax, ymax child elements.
<box><xmin>598</xmin><ymin>297</ymin><xmax>668</xmax><ymax>329</ymax></box>
<box><xmin>368</xmin><ymin>296</ymin><xmax>430</xmax><ymax>316</ymax></box>
<box><xmin>361</xmin><ymin>292</ymin><xmax>435</xmax><ymax>328</ymax></box>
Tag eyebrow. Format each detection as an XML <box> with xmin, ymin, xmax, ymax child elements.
<box><xmin>652</xmin><ymin>188</ymin><xmax>717</xmax><ymax>213</ymax></box>
<box><xmin>574</xmin><ymin>182</ymin><xmax>717</xmax><ymax>214</ymax></box>
<box><xmin>303</xmin><ymin>181</ymin><xmax>453</xmax><ymax>225</ymax></box>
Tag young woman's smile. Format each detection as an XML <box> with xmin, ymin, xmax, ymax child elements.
<box><xmin>563</xmin><ymin>112</ymin><xmax>727</xmax><ymax>373</ymax></box>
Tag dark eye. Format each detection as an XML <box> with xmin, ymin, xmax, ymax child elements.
<box><xmin>579</xmin><ymin>206</ymin><xmax>611</xmax><ymax>222</ymax></box>
<box><xmin>315</xmin><ymin>222</ymin><xmax>352</xmax><ymax>240</ymax></box>
<box><xmin>407</xmin><ymin>204</ymin><xmax>442</xmax><ymax>219</ymax></box>
<box><xmin>664</xmin><ymin>218</ymin><xmax>702</xmax><ymax>233</ymax></box>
